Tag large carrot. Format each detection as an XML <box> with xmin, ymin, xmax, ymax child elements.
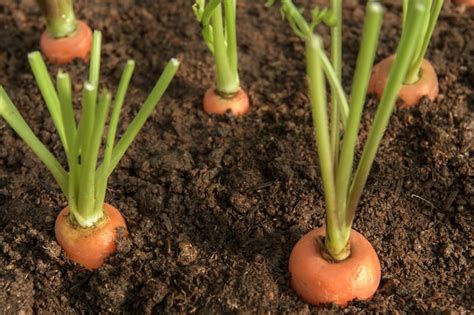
<box><xmin>193</xmin><ymin>0</ymin><xmax>249</xmax><ymax>115</ymax></box>
<box><xmin>36</xmin><ymin>0</ymin><xmax>92</xmax><ymax>64</ymax></box>
<box><xmin>0</xmin><ymin>31</ymin><xmax>180</xmax><ymax>269</ymax></box>
<box><xmin>369</xmin><ymin>0</ymin><xmax>443</xmax><ymax>108</ymax></box>
<box><xmin>270</xmin><ymin>0</ymin><xmax>428</xmax><ymax>306</ymax></box>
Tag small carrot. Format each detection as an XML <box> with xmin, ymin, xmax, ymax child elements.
<box><xmin>369</xmin><ymin>0</ymin><xmax>443</xmax><ymax>108</ymax></box>
<box><xmin>203</xmin><ymin>87</ymin><xmax>249</xmax><ymax>116</ymax></box>
<box><xmin>55</xmin><ymin>203</ymin><xmax>127</xmax><ymax>269</ymax></box>
<box><xmin>193</xmin><ymin>0</ymin><xmax>250</xmax><ymax>115</ymax></box>
<box><xmin>289</xmin><ymin>227</ymin><xmax>381</xmax><ymax>306</ymax></box>
<box><xmin>0</xmin><ymin>31</ymin><xmax>180</xmax><ymax>269</ymax></box>
<box><xmin>369</xmin><ymin>55</ymin><xmax>438</xmax><ymax>108</ymax></box>
<box><xmin>36</xmin><ymin>0</ymin><xmax>92</xmax><ymax>64</ymax></box>
<box><xmin>273</xmin><ymin>0</ymin><xmax>428</xmax><ymax>306</ymax></box>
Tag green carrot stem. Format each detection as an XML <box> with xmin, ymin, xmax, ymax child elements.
<box><xmin>201</xmin><ymin>0</ymin><xmax>221</xmax><ymax>25</ymax></box>
<box><xmin>306</xmin><ymin>35</ymin><xmax>347</xmax><ymax>259</ymax></box>
<box><xmin>28</xmin><ymin>52</ymin><xmax>69</xmax><ymax>154</ymax></box>
<box><xmin>56</xmin><ymin>70</ymin><xmax>79</xmax><ymax>213</ymax></box>
<box><xmin>404</xmin><ymin>0</ymin><xmax>443</xmax><ymax>84</ymax></box>
<box><xmin>76</xmin><ymin>82</ymin><xmax>98</xmax><ymax>223</ymax></box>
<box><xmin>319</xmin><ymin>51</ymin><xmax>349</xmax><ymax>123</ymax></box>
<box><xmin>329</xmin><ymin>0</ymin><xmax>342</xmax><ymax>166</ymax></box>
<box><xmin>281</xmin><ymin>0</ymin><xmax>311</xmax><ymax>37</ymax></box>
<box><xmin>75</xmin><ymin>32</ymin><xmax>101</xmax><ymax>214</ymax></box>
<box><xmin>223</xmin><ymin>0</ymin><xmax>239</xmax><ymax>84</ymax></box>
<box><xmin>36</xmin><ymin>0</ymin><xmax>77</xmax><ymax>38</ymax></box>
<box><xmin>87</xmin><ymin>90</ymin><xmax>111</xmax><ymax>214</ymax></box>
<box><xmin>402</xmin><ymin>0</ymin><xmax>408</xmax><ymax>29</ymax></box>
<box><xmin>97</xmin><ymin>58</ymin><xmax>180</xmax><ymax>179</ymax></box>
<box><xmin>88</xmin><ymin>31</ymin><xmax>102</xmax><ymax>86</ymax></box>
<box><xmin>335</xmin><ymin>2</ymin><xmax>383</xmax><ymax>227</ymax></box>
<box><xmin>346</xmin><ymin>1</ymin><xmax>428</xmax><ymax>225</ymax></box>
<box><xmin>279</xmin><ymin>0</ymin><xmax>348</xmax><ymax>123</ymax></box>
<box><xmin>94</xmin><ymin>60</ymin><xmax>135</xmax><ymax>213</ymax></box>
<box><xmin>0</xmin><ymin>87</ymin><xmax>68</xmax><ymax>193</ymax></box>
<box><xmin>211</xmin><ymin>2</ymin><xmax>239</xmax><ymax>95</ymax></box>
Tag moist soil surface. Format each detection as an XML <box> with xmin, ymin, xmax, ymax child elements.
<box><xmin>0</xmin><ymin>0</ymin><xmax>472</xmax><ymax>313</ymax></box>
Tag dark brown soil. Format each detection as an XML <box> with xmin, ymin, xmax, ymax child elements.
<box><xmin>1</xmin><ymin>0</ymin><xmax>472</xmax><ymax>313</ymax></box>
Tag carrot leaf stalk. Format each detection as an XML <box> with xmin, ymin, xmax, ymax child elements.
<box><xmin>193</xmin><ymin>0</ymin><xmax>240</xmax><ymax>96</ymax></box>
<box><xmin>36</xmin><ymin>0</ymin><xmax>77</xmax><ymax>38</ymax></box>
<box><xmin>0</xmin><ymin>30</ymin><xmax>180</xmax><ymax>227</ymax></box>
<box><xmin>275</xmin><ymin>0</ymin><xmax>428</xmax><ymax>261</ymax></box>
<box><xmin>402</xmin><ymin>0</ymin><xmax>443</xmax><ymax>84</ymax></box>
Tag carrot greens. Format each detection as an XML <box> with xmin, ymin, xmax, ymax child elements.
<box><xmin>0</xmin><ymin>30</ymin><xmax>180</xmax><ymax>227</ymax></box>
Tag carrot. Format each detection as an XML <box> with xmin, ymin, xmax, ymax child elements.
<box><xmin>36</xmin><ymin>0</ymin><xmax>92</xmax><ymax>64</ymax></box>
<box><xmin>273</xmin><ymin>0</ymin><xmax>428</xmax><ymax>305</ymax></box>
<box><xmin>55</xmin><ymin>203</ymin><xmax>127</xmax><ymax>270</ymax></box>
<box><xmin>40</xmin><ymin>20</ymin><xmax>93</xmax><ymax>64</ymax></box>
<box><xmin>0</xmin><ymin>31</ymin><xmax>180</xmax><ymax>269</ymax></box>
<box><xmin>193</xmin><ymin>1</ymin><xmax>250</xmax><ymax>116</ymax></box>
<box><xmin>203</xmin><ymin>87</ymin><xmax>249</xmax><ymax>115</ymax></box>
<box><xmin>453</xmin><ymin>0</ymin><xmax>474</xmax><ymax>7</ymax></box>
<box><xmin>369</xmin><ymin>0</ymin><xmax>443</xmax><ymax>107</ymax></box>
<box><xmin>369</xmin><ymin>55</ymin><xmax>439</xmax><ymax>108</ymax></box>
<box><xmin>289</xmin><ymin>227</ymin><xmax>381</xmax><ymax>306</ymax></box>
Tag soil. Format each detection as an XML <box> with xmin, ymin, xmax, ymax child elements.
<box><xmin>0</xmin><ymin>0</ymin><xmax>472</xmax><ymax>313</ymax></box>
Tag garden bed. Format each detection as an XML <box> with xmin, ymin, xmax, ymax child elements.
<box><xmin>0</xmin><ymin>0</ymin><xmax>472</xmax><ymax>313</ymax></box>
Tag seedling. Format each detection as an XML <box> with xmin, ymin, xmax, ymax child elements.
<box><xmin>193</xmin><ymin>0</ymin><xmax>249</xmax><ymax>115</ymax></box>
<box><xmin>269</xmin><ymin>0</ymin><xmax>428</xmax><ymax>306</ymax></box>
<box><xmin>0</xmin><ymin>31</ymin><xmax>180</xmax><ymax>269</ymax></box>
<box><xmin>369</xmin><ymin>0</ymin><xmax>443</xmax><ymax>107</ymax></box>
<box><xmin>36</xmin><ymin>0</ymin><xmax>92</xmax><ymax>64</ymax></box>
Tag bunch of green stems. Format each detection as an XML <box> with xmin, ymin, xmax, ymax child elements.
<box><xmin>0</xmin><ymin>31</ymin><xmax>179</xmax><ymax>227</ymax></box>
<box><xmin>193</xmin><ymin>0</ymin><xmax>240</xmax><ymax>96</ymax></box>
<box><xmin>36</xmin><ymin>0</ymin><xmax>77</xmax><ymax>38</ymax></box>
<box><xmin>276</xmin><ymin>0</ymin><xmax>428</xmax><ymax>260</ymax></box>
<box><xmin>402</xmin><ymin>0</ymin><xmax>443</xmax><ymax>84</ymax></box>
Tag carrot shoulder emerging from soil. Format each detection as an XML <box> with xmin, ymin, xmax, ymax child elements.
<box><xmin>368</xmin><ymin>55</ymin><xmax>439</xmax><ymax>108</ymax></box>
<box><xmin>289</xmin><ymin>227</ymin><xmax>381</xmax><ymax>306</ymax></box>
<box><xmin>40</xmin><ymin>20</ymin><xmax>93</xmax><ymax>64</ymax></box>
<box><xmin>203</xmin><ymin>87</ymin><xmax>249</xmax><ymax>116</ymax></box>
<box><xmin>55</xmin><ymin>203</ymin><xmax>128</xmax><ymax>270</ymax></box>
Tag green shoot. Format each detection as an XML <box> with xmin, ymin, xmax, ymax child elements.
<box><xmin>0</xmin><ymin>30</ymin><xmax>180</xmax><ymax>227</ymax></box>
<box><xmin>36</xmin><ymin>0</ymin><xmax>77</xmax><ymax>38</ymax></box>
<box><xmin>193</xmin><ymin>0</ymin><xmax>240</xmax><ymax>96</ymax></box>
<box><xmin>274</xmin><ymin>0</ymin><xmax>428</xmax><ymax>261</ymax></box>
<box><xmin>403</xmin><ymin>0</ymin><xmax>443</xmax><ymax>84</ymax></box>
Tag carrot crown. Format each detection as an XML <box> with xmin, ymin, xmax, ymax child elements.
<box><xmin>36</xmin><ymin>0</ymin><xmax>78</xmax><ymax>38</ymax></box>
<box><xmin>271</xmin><ymin>0</ymin><xmax>429</xmax><ymax>261</ymax></box>
<box><xmin>402</xmin><ymin>0</ymin><xmax>443</xmax><ymax>84</ymax></box>
<box><xmin>0</xmin><ymin>31</ymin><xmax>180</xmax><ymax>227</ymax></box>
<box><xmin>193</xmin><ymin>0</ymin><xmax>240</xmax><ymax>96</ymax></box>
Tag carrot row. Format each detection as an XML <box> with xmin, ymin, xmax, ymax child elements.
<box><xmin>0</xmin><ymin>0</ymin><xmax>455</xmax><ymax>308</ymax></box>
